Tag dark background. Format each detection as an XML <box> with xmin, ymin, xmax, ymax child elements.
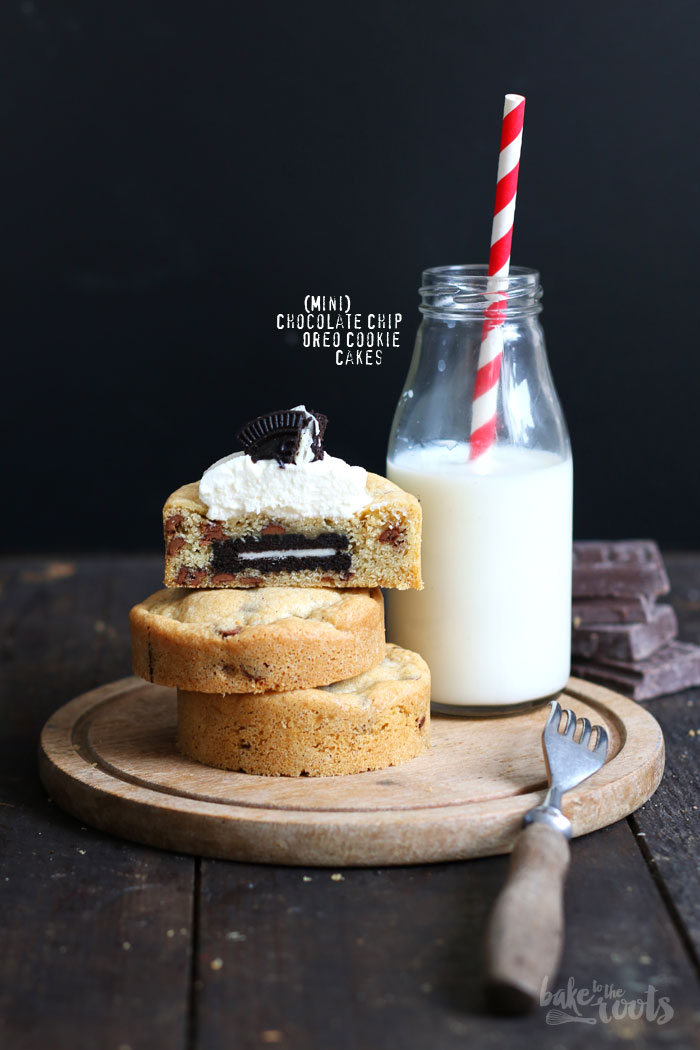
<box><xmin>2</xmin><ymin>1</ymin><xmax>699</xmax><ymax>552</ymax></box>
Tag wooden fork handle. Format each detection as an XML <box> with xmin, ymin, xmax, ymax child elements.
<box><xmin>485</xmin><ymin>821</ymin><xmax>571</xmax><ymax>1014</ymax></box>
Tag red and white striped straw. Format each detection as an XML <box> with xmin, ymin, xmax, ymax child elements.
<box><xmin>469</xmin><ymin>93</ymin><xmax>526</xmax><ymax>460</ymax></box>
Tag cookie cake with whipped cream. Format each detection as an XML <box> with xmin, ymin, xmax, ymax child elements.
<box><xmin>163</xmin><ymin>405</ymin><xmax>422</xmax><ymax>590</ymax></box>
<box><xmin>129</xmin><ymin>406</ymin><xmax>430</xmax><ymax>777</ymax></box>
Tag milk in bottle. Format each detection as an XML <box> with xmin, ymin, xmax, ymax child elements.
<box><xmin>386</xmin><ymin>266</ymin><xmax>572</xmax><ymax>714</ymax></box>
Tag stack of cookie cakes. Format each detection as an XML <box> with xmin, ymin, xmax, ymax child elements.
<box><xmin>129</xmin><ymin>407</ymin><xmax>430</xmax><ymax>777</ymax></box>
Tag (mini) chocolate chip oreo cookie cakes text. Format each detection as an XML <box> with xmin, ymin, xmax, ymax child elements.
<box><xmin>162</xmin><ymin>406</ymin><xmax>422</xmax><ymax>590</ymax></box>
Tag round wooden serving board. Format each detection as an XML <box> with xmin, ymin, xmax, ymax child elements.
<box><xmin>39</xmin><ymin>677</ymin><xmax>664</xmax><ymax>867</ymax></box>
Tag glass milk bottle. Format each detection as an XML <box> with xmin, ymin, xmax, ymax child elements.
<box><xmin>386</xmin><ymin>265</ymin><xmax>572</xmax><ymax>715</ymax></box>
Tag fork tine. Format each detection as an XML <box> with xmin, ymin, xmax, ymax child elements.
<box><xmin>593</xmin><ymin>725</ymin><xmax>609</xmax><ymax>758</ymax></box>
<box><xmin>545</xmin><ymin>699</ymin><xmax>561</xmax><ymax>730</ymax></box>
<box><xmin>578</xmin><ymin>717</ymin><xmax>592</xmax><ymax>746</ymax></box>
<box><xmin>563</xmin><ymin>708</ymin><xmax>577</xmax><ymax>737</ymax></box>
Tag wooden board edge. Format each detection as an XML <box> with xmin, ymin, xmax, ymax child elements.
<box><xmin>36</xmin><ymin>675</ymin><xmax>667</xmax><ymax>868</ymax></box>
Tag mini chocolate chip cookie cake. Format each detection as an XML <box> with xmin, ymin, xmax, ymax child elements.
<box><xmin>177</xmin><ymin>644</ymin><xmax>430</xmax><ymax>777</ymax></box>
<box><xmin>130</xmin><ymin>586</ymin><xmax>385</xmax><ymax>693</ymax></box>
<box><xmin>129</xmin><ymin>405</ymin><xmax>430</xmax><ymax>777</ymax></box>
<box><xmin>162</xmin><ymin>406</ymin><xmax>422</xmax><ymax>590</ymax></box>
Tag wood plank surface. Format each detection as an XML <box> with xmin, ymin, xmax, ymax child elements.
<box><xmin>627</xmin><ymin>553</ymin><xmax>700</xmax><ymax>968</ymax></box>
<box><xmin>0</xmin><ymin>557</ymin><xmax>194</xmax><ymax>1050</ymax></box>
<box><xmin>2</xmin><ymin>555</ymin><xmax>700</xmax><ymax>1050</ymax></box>
<box><xmin>193</xmin><ymin>822</ymin><xmax>700</xmax><ymax>1050</ymax></box>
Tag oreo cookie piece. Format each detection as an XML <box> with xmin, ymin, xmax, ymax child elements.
<box><xmin>211</xmin><ymin>532</ymin><xmax>351</xmax><ymax>576</ymax></box>
<box><xmin>236</xmin><ymin>407</ymin><xmax>328</xmax><ymax>466</ymax></box>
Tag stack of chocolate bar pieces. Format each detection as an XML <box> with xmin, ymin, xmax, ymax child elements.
<box><xmin>570</xmin><ymin>540</ymin><xmax>700</xmax><ymax>700</ymax></box>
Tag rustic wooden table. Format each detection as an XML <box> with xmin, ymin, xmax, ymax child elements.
<box><xmin>1</xmin><ymin>554</ymin><xmax>699</xmax><ymax>1049</ymax></box>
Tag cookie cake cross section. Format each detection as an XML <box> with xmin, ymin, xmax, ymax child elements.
<box><xmin>163</xmin><ymin>406</ymin><xmax>422</xmax><ymax>590</ymax></box>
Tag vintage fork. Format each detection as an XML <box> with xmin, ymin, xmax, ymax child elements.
<box><xmin>485</xmin><ymin>699</ymin><xmax>609</xmax><ymax>1014</ymax></box>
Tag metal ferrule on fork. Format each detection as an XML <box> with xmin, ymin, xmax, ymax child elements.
<box><xmin>523</xmin><ymin>802</ymin><xmax>572</xmax><ymax>837</ymax></box>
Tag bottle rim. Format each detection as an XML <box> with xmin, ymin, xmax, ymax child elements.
<box><xmin>419</xmin><ymin>264</ymin><xmax>541</xmax><ymax>315</ymax></box>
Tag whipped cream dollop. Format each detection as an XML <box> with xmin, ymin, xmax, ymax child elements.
<box><xmin>199</xmin><ymin>450</ymin><xmax>370</xmax><ymax>521</ymax></box>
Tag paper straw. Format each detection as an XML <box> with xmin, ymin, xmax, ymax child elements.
<box><xmin>469</xmin><ymin>93</ymin><xmax>526</xmax><ymax>459</ymax></box>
